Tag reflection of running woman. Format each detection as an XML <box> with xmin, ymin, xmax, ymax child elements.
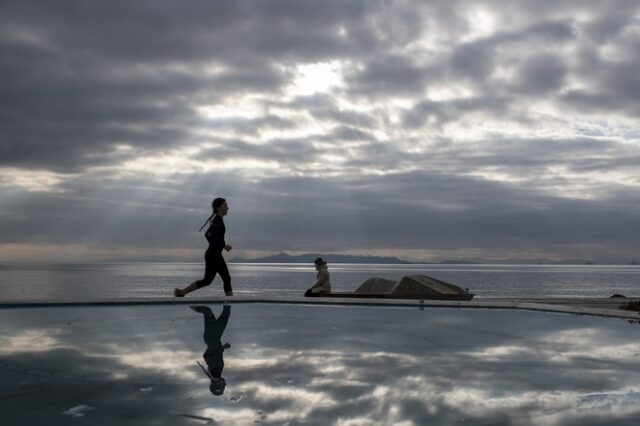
<box><xmin>175</xmin><ymin>198</ymin><xmax>233</xmax><ymax>297</ymax></box>
<box><xmin>191</xmin><ymin>305</ymin><xmax>231</xmax><ymax>396</ymax></box>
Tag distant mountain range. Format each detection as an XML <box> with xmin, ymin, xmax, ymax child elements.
<box><xmin>230</xmin><ymin>252</ymin><xmax>638</xmax><ymax>265</ymax></box>
<box><xmin>433</xmin><ymin>257</ymin><xmax>599</xmax><ymax>265</ymax></box>
<box><xmin>230</xmin><ymin>252</ymin><xmax>413</xmax><ymax>264</ymax></box>
<box><xmin>96</xmin><ymin>252</ymin><xmax>638</xmax><ymax>265</ymax></box>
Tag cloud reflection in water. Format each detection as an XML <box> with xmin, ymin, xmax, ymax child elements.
<box><xmin>0</xmin><ymin>304</ymin><xmax>639</xmax><ymax>425</ymax></box>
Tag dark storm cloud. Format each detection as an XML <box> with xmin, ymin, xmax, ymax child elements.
<box><xmin>312</xmin><ymin>107</ymin><xmax>376</xmax><ymax>128</ymax></box>
<box><xmin>346</xmin><ymin>54</ymin><xmax>437</xmax><ymax>96</ymax></box>
<box><xmin>197</xmin><ymin>136</ymin><xmax>323</xmax><ymax>165</ymax></box>
<box><xmin>424</xmin><ymin>136</ymin><xmax>635</xmax><ymax>175</ymax></box>
<box><xmin>323</xmin><ymin>125</ymin><xmax>376</xmax><ymax>142</ymax></box>
<box><xmin>0</xmin><ymin>0</ymin><xmax>375</xmax><ymax>62</ymax></box>
<box><xmin>444</xmin><ymin>19</ymin><xmax>575</xmax><ymax>92</ymax></box>
<box><xmin>557</xmin><ymin>9</ymin><xmax>640</xmax><ymax>116</ymax></box>
<box><xmin>402</xmin><ymin>96</ymin><xmax>510</xmax><ymax>128</ymax></box>
<box><xmin>450</xmin><ymin>42</ymin><xmax>494</xmax><ymax>83</ymax></box>
<box><xmin>580</xmin><ymin>7</ymin><xmax>639</xmax><ymax>43</ymax></box>
<box><xmin>201</xmin><ymin>114</ymin><xmax>297</xmax><ymax>136</ymax></box>
<box><xmin>3</xmin><ymin>131</ymin><xmax>639</xmax><ymax>260</ymax></box>
<box><xmin>514</xmin><ymin>53</ymin><xmax>568</xmax><ymax>94</ymax></box>
<box><xmin>223</xmin><ymin>172</ymin><xmax>640</xmax><ymax>257</ymax></box>
<box><xmin>276</xmin><ymin>94</ymin><xmax>377</xmax><ymax>128</ymax></box>
<box><xmin>569</xmin><ymin>155</ymin><xmax>640</xmax><ymax>174</ymax></box>
<box><xmin>46</xmin><ymin>168</ymin><xmax>637</xmax><ymax>257</ymax></box>
<box><xmin>0</xmin><ymin>0</ymin><xmax>380</xmax><ymax>172</ymax></box>
<box><xmin>2</xmin><ymin>0</ymin><xmax>635</xmax><ymax>169</ymax></box>
<box><xmin>562</xmin><ymin>59</ymin><xmax>640</xmax><ymax>116</ymax></box>
<box><xmin>0</xmin><ymin>41</ymin><xmax>288</xmax><ymax>171</ymax></box>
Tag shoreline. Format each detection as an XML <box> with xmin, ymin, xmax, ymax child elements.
<box><xmin>1</xmin><ymin>296</ymin><xmax>638</xmax><ymax>320</ymax></box>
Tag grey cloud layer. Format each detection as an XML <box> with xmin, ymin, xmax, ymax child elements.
<box><xmin>2</xmin><ymin>0</ymin><xmax>638</xmax><ymax>169</ymax></box>
<box><xmin>1</xmin><ymin>0</ymin><xmax>639</xmax><ymax>259</ymax></box>
<box><xmin>2</xmin><ymin>168</ymin><xmax>639</xmax><ymax>261</ymax></box>
<box><xmin>0</xmin><ymin>0</ymin><xmax>376</xmax><ymax>171</ymax></box>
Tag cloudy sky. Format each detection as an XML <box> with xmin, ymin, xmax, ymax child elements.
<box><xmin>1</xmin><ymin>0</ymin><xmax>639</xmax><ymax>262</ymax></box>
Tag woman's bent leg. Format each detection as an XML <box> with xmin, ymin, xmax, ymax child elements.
<box><xmin>196</xmin><ymin>254</ymin><xmax>217</xmax><ymax>289</ymax></box>
<box><xmin>175</xmin><ymin>251</ymin><xmax>216</xmax><ymax>297</ymax></box>
<box><xmin>216</xmin><ymin>256</ymin><xmax>232</xmax><ymax>296</ymax></box>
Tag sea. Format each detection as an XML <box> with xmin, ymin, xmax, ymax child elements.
<box><xmin>0</xmin><ymin>262</ymin><xmax>639</xmax><ymax>302</ymax></box>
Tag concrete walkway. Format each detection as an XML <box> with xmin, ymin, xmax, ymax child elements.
<box><xmin>1</xmin><ymin>296</ymin><xmax>639</xmax><ymax>320</ymax></box>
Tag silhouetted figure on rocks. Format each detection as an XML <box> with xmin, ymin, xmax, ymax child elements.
<box><xmin>191</xmin><ymin>305</ymin><xmax>231</xmax><ymax>396</ymax></box>
<box><xmin>175</xmin><ymin>197</ymin><xmax>233</xmax><ymax>297</ymax></box>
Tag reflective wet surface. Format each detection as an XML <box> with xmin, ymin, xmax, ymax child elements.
<box><xmin>1</xmin><ymin>303</ymin><xmax>639</xmax><ymax>425</ymax></box>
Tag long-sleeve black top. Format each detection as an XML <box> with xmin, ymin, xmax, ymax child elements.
<box><xmin>204</xmin><ymin>215</ymin><xmax>226</xmax><ymax>252</ymax></box>
<box><xmin>202</xmin><ymin>305</ymin><xmax>231</xmax><ymax>378</ymax></box>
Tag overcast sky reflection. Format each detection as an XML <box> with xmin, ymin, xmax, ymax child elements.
<box><xmin>1</xmin><ymin>303</ymin><xmax>639</xmax><ymax>425</ymax></box>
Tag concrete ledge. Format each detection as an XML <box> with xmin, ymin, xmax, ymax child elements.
<box><xmin>1</xmin><ymin>296</ymin><xmax>638</xmax><ymax>319</ymax></box>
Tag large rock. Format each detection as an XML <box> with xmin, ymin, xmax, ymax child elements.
<box><xmin>355</xmin><ymin>275</ymin><xmax>470</xmax><ymax>297</ymax></box>
<box><xmin>355</xmin><ymin>277</ymin><xmax>397</xmax><ymax>294</ymax></box>
<box><xmin>393</xmin><ymin>275</ymin><xmax>467</xmax><ymax>295</ymax></box>
<box><xmin>324</xmin><ymin>274</ymin><xmax>473</xmax><ymax>300</ymax></box>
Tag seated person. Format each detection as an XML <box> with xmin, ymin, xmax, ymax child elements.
<box><xmin>304</xmin><ymin>257</ymin><xmax>331</xmax><ymax>296</ymax></box>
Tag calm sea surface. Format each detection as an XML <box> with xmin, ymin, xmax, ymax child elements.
<box><xmin>1</xmin><ymin>262</ymin><xmax>639</xmax><ymax>302</ymax></box>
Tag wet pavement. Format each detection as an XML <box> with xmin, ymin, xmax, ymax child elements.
<box><xmin>1</xmin><ymin>302</ymin><xmax>640</xmax><ymax>425</ymax></box>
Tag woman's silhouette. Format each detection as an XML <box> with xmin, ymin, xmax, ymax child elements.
<box><xmin>175</xmin><ymin>198</ymin><xmax>233</xmax><ymax>297</ymax></box>
<box><xmin>191</xmin><ymin>305</ymin><xmax>231</xmax><ymax>396</ymax></box>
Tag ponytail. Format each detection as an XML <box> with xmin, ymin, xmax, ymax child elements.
<box><xmin>198</xmin><ymin>213</ymin><xmax>214</xmax><ymax>232</ymax></box>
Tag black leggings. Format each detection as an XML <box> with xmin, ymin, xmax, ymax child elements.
<box><xmin>195</xmin><ymin>249</ymin><xmax>232</xmax><ymax>294</ymax></box>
